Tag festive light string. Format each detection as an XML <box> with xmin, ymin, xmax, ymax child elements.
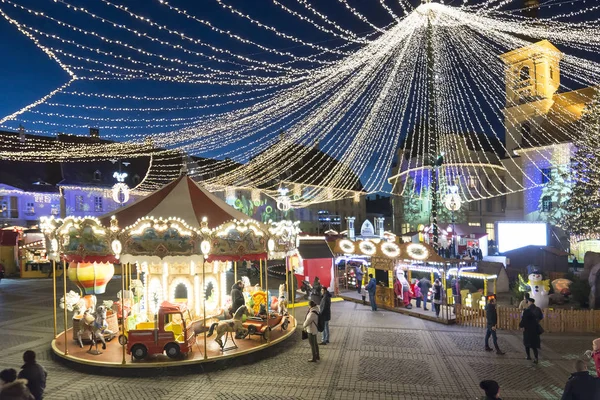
<box><xmin>1</xmin><ymin>0</ymin><xmax>599</xmax><ymax>207</ymax></box>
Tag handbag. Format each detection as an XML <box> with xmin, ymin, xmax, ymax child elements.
<box><xmin>301</xmin><ymin>330</ymin><xmax>308</xmax><ymax>340</ymax></box>
<box><xmin>537</xmin><ymin>324</ymin><xmax>545</xmax><ymax>335</ymax></box>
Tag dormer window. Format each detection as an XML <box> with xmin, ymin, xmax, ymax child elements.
<box><xmin>132</xmin><ymin>174</ymin><xmax>140</xmax><ymax>185</ymax></box>
<box><xmin>93</xmin><ymin>170</ymin><xmax>102</xmax><ymax>181</ymax></box>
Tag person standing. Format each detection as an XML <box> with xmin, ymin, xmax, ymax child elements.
<box><xmin>311</xmin><ymin>277</ymin><xmax>323</xmax><ymax>305</ymax></box>
<box><xmin>484</xmin><ymin>297</ymin><xmax>505</xmax><ymax>355</ymax></box>
<box><xmin>418</xmin><ymin>277</ymin><xmax>431</xmax><ymax>311</ymax></box>
<box><xmin>528</xmin><ymin>298</ymin><xmax>544</xmax><ymax>322</ymax></box>
<box><xmin>230</xmin><ymin>280</ymin><xmax>245</xmax><ymax>314</ymax></box>
<box><xmin>432</xmin><ymin>279</ymin><xmax>443</xmax><ymax>317</ymax></box>
<box><xmin>561</xmin><ymin>359</ymin><xmax>600</xmax><ymax>400</ymax></box>
<box><xmin>520</xmin><ymin>299</ymin><xmax>543</xmax><ymax>364</ymax></box>
<box><xmin>303</xmin><ymin>301</ymin><xmax>320</xmax><ymax>362</ymax></box>
<box><xmin>518</xmin><ymin>293</ymin><xmax>530</xmax><ymax>312</ymax></box>
<box><xmin>319</xmin><ymin>287</ymin><xmax>332</xmax><ymax>345</ymax></box>
<box><xmin>18</xmin><ymin>350</ymin><xmax>47</xmax><ymax>400</ymax></box>
<box><xmin>355</xmin><ymin>266</ymin><xmax>364</xmax><ymax>294</ymax></box>
<box><xmin>413</xmin><ymin>280</ymin><xmax>422</xmax><ymax>308</ymax></box>
<box><xmin>0</xmin><ymin>368</ymin><xmax>34</xmax><ymax>400</ymax></box>
<box><xmin>365</xmin><ymin>274</ymin><xmax>377</xmax><ymax>311</ymax></box>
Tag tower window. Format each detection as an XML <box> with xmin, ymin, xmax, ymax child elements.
<box><xmin>520</xmin><ymin>66</ymin><xmax>530</xmax><ymax>81</ymax></box>
<box><xmin>541</xmin><ymin>196</ymin><xmax>552</xmax><ymax>212</ymax></box>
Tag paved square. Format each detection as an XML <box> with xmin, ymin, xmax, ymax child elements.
<box><xmin>0</xmin><ymin>278</ymin><xmax>595</xmax><ymax>400</ymax></box>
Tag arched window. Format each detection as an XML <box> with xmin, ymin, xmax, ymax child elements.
<box><xmin>93</xmin><ymin>170</ymin><xmax>102</xmax><ymax>181</ymax></box>
<box><xmin>174</xmin><ymin>283</ymin><xmax>188</xmax><ymax>300</ymax></box>
<box><xmin>520</xmin><ymin>66</ymin><xmax>530</xmax><ymax>81</ymax></box>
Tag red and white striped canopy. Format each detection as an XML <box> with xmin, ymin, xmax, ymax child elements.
<box><xmin>100</xmin><ymin>175</ymin><xmax>252</xmax><ymax>230</ymax></box>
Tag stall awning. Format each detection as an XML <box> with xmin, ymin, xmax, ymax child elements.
<box><xmin>298</xmin><ymin>239</ymin><xmax>334</xmax><ymax>260</ymax></box>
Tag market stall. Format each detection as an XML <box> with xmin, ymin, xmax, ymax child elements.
<box><xmin>43</xmin><ymin>175</ymin><xmax>299</xmax><ymax>369</ymax></box>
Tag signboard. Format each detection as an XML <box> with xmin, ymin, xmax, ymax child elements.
<box><xmin>360</xmin><ymin>220</ymin><xmax>375</xmax><ymax>236</ymax></box>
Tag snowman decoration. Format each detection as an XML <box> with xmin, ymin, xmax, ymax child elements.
<box><xmin>519</xmin><ymin>266</ymin><xmax>550</xmax><ymax>309</ymax></box>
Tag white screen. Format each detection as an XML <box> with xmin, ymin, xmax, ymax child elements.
<box><xmin>497</xmin><ymin>222</ymin><xmax>547</xmax><ymax>253</ymax></box>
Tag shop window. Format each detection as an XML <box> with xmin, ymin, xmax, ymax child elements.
<box><xmin>75</xmin><ymin>195</ymin><xmax>84</xmax><ymax>212</ymax></box>
<box><xmin>486</xmin><ymin>223</ymin><xmax>495</xmax><ymax>241</ymax></box>
<box><xmin>542</xmin><ymin>196</ymin><xmax>552</xmax><ymax>212</ymax></box>
<box><xmin>94</xmin><ymin>196</ymin><xmax>103</xmax><ymax>212</ymax></box>
<box><xmin>401</xmin><ymin>223</ymin><xmax>410</xmax><ymax>234</ymax></box>
<box><xmin>541</xmin><ymin>168</ymin><xmax>551</xmax><ymax>184</ymax></box>
<box><xmin>25</xmin><ymin>202</ymin><xmax>35</xmax><ymax>216</ymax></box>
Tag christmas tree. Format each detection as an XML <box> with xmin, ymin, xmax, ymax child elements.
<box><xmin>560</xmin><ymin>92</ymin><xmax>600</xmax><ymax>238</ymax></box>
<box><xmin>538</xmin><ymin>164</ymin><xmax>571</xmax><ymax>226</ymax></box>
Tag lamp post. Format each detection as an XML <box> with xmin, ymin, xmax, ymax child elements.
<box><xmin>444</xmin><ymin>185</ymin><xmax>462</xmax><ymax>258</ymax></box>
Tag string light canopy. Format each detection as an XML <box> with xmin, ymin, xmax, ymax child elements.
<box><xmin>0</xmin><ymin>0</ymin><xmax>599</xmax><ymax>207</ymax></box>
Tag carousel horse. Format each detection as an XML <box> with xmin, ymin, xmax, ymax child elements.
<box><xmin>277</xmin><ymin>283</ymin><xmax>289</xmax><ymax>315</ymax></box>
<box><xmin>206</xmin><ymin>305</ymin><xmax>252</xmax><ymax>348</ymax></box>
<box><xmin>76</xmin><ymin>305</ymin><xmax>112</xmax><ymax>353</ymax></box>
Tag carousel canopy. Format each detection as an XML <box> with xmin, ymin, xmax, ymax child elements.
<box><xmin>100</xmin><ymin>175</ymin><xmax>252</xmax><ymax>229</ymax></box>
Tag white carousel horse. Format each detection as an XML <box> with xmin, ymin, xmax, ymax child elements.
<box><xmin>206</xmin><ymin>305</ymin><xmax>252</xmax><ymax>348</ymax></box>
<box><xmin>277</xmin><ymin>283</ymin><xmax>289</xmax><ymax>315</ymax></box>
<box><xmin>76</xmin><ymin>305</ymin><xmax>112</xmax><ymax>353</ymax></box>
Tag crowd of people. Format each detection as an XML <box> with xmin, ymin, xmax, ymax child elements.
<box><xmin>0</xmin><ymin>351</ymin><xmax>47</xmax><ymax>400</ymax></box>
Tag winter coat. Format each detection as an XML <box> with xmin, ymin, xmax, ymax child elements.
<box><xmin>311</xmin><ymin>281</ymin><xmax>323</xmax><ymax>305</ymax></box>
<box><xmin>413</xmin><ymin>284</ymin><xmax>422</xmax><ymax>299</ymax></box>
<box><xmin>418</xmin><ymin>278</ymin><xmax>431</xmax><ymax>294</ymax></box>
<box><xmin>486</xmin><ymin>303</ymin><xmax>498</xmax><ymax>326</ymax></box>
<box><xmin>0</xmin><ymin>379</ymin><xmax>35</xmax><ymax>400</ymax></box>
<box><xmin>394</xmin><ymin>280</ymin><xmax>403</xmax><ymax>297</ymax></box>
<box><xmin>432</xmin><ymin>283</ymin><xmax>442</xmax><ymax>304</ymax></box>
<box><xmin>17</xmin><ymin>363</ymin><xmax>46</xmax><ymax>400</ymax></box>
<box><xmin>319</xmin><ymin>290</ymin><xmax>332</xmax><ymax>321</ymax></box>
<box><xmin>365</xmin><ymin>278</ymin><xmax>377</xmax><ymax>297</ymax></box>
<box><xmin>519</xmin><ymin>306</ymin><xmax>541</xmax><ymax>349</ymax></box>
<box><xmin>531</xmin><ymin>305</ymin><xmax>544</xmax><ymax>322</ymax></box>
<box><xmin>230</xmin><ymin>284</ymin><xmax>245</xmax><ymax>313</ymax></box>
<box><xmin>593</xmin><ymin>350</ymin><xmax>600</xmax><ymax>378</ymax></box>
<box><xmin>560</xmin><ymin>371</ymin><xmax>600</xmax><ymax>400</ymax></box>
<box><xmin>355</xmin><ymin>268</ymin><xmax>364</xmax><ymax>284</ymax></box>
<box><xmin>303</xmin><ymin>306</ymin><xmax>320</xmax><ymax>335</ymax></box>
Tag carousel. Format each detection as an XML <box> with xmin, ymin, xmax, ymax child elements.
<box><xmin>41</xmin><ymin>175</ymin><xmax>300</xmax><ymax>368</ymax></box>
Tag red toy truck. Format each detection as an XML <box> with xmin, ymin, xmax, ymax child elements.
<box><xmin>122</xmin><ymin>302</ymin><xmax>196</xmax><ymax>360</ymax></box>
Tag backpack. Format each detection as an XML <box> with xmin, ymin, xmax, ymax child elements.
<box><xmin>313</xmin><ymin>310</ymin><xmax>325</xmax><ymax>332</ymax></box>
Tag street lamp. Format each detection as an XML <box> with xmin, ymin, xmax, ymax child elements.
<box><xmin>444</xmin><ymin>185</ymin><xmax>462</xmax><ymax>257</ymax></box>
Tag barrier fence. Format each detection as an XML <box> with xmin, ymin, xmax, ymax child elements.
<box><xmin>456</xmin><ymin>306</ymin><xmax>600</xmax><ymax>333</ymax></box>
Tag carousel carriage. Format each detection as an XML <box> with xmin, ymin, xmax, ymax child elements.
<box><xmin>243</xmin><ymin>312</ymin><xmax>290</xmax><ymax>341</ymax></box>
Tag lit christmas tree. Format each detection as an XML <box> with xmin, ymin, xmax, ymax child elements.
<box><xmin>561</xmin><ymin>92</ymin><xmax>600</xmax><ymax>239</ymax></box>
<box><xmin>538</xmin><ymin>164</ymin><xmax>571</xmax><ymax>226</ymax></box>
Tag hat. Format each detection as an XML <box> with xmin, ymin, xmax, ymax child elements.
<box><xmin>479</xmin><ymin>380</ymin><xmax>499</xmax><ymax>397</ymax></box>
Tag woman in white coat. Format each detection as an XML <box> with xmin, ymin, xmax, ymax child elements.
<box><xmin>303</xmin><ymin>300</ymin><xmax>320</xmax><ymax>362</ymax></box>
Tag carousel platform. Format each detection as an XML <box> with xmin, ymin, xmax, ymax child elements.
<box><xmin>51</xmin><ymin>316</ymin><xmax>296</xmax><ymax>369</ymax></box>
<box><xmin>339</xmin><ymin>290</ymin><xmax>456</xmax><ymax>324</ymax></box>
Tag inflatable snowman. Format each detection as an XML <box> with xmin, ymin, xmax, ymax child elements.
<box><xmin>519</xmin><ymin>267</ymin><xmax>550</xmax><ymax>309</ymax></box>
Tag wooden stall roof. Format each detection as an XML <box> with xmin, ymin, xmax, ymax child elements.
<box><xmin>331</xmin><ymin>238</ymin><xmax>450</xmax><ymax>263</ymax></box>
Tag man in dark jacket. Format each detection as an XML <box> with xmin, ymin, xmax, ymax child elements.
<box><xmin>230</xmin><ymin>280</ymin><xmax>245</xmax><ymax>315</ymax></box>
<box><xmin>418</xmin><ymin>278</ymin><xmax>431</xmax><ymax>311</ymax></box>
<box><xmin>365</xmin><ymin>274</ymin><xmax>377</xmax><ymax>311</ymax></box>
<box><xmin>18</xmin><ymin>350</ymin><xmax>46</xmax><ymax>400</ymax></box>
<box><xmin>528</xmin><ymin>298</ymin><xmax>544</xmax><ymax>322</ymax></box>
<box><xmin>484</xmin><ymin>297</ymin><xmax>505</xmax><ymax>355</ymax></box>
<box><xmin>561</xmin><ymin>359</ymin><xmax>600</xmax><ymax>400</ymax></box>
<box><xmin>319</xmin><ymin>287</ymin><xmax>332</xmax><ymax>345</ymax></box>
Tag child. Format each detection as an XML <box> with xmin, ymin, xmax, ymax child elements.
<box><xmin>585</xmin><ymin>338</ymin><xmax>600</xmax><ymax>376</ymax></box>
<box><xmin>413</xmin><ymin>282</ymin><xmax>422</xmax><ymax>308</ymax></box>
<box><xmin>361</xmin><ymin>285</ymin><xmax>367</xmax><ymax>305</ymax></box>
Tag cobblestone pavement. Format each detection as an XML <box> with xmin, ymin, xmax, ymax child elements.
<box><xmin>0</xmin><ymin>278</ymin><xmax>596</xmax><ymax>400</ymax></box>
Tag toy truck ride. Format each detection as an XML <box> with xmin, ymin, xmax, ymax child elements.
<box><xmin>121</xmin><ymin>302</ymin><xmax>196</xmax><ymax>360</ymax></box>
